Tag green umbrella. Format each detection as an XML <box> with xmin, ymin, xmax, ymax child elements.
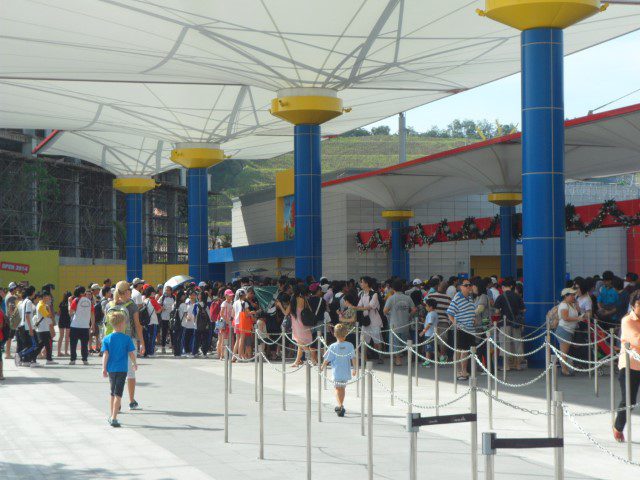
<box><xmin>253</xmin><ymin>286</ymin><xmax>279</xmax><ymax>312</ymax></box>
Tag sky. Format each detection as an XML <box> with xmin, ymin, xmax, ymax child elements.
<box><xmin>366</xmin><ymin>30</ymin><xmax>640</xmax><ymax>134</ymax></box>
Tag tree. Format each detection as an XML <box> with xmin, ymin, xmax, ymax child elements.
<box><xmin>341</xmin><ymin>127</ymin><xmax>370</xmax><ymax>137</ymax></box>
<box><xmin>370</xmin><ymin>125</ymin><xmax>390</xmax><ymax>136</ymax></box>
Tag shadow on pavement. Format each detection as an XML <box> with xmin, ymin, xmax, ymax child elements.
<box><xmin>0</xmin><ymin>462</ymin><xmax>137</xmax><ymax>479</ymax></box>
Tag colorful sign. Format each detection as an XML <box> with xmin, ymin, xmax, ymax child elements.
<box><xmin>0</xmin><ymin>261</ymin><xmax>30</xmax><ymax>275</ymax></box>
<box><xmin>283</xmin><ymin>195</ymin><xmax>295</xmax><ymax>240</ymax></box>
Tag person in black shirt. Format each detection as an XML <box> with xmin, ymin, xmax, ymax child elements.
<box><xmin>493</xmin><ymin>278</ymin><xmax>526</xmax><ymax>370</ymax></box>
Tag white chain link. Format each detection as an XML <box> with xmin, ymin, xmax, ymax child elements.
<box><xmin>551</xmin><ymin>330</ymin><xmax>604</xmax><ymax>347</ymax></box>
<box><xmin>550</xmin><ymin>345</ymin><xmax>616</xmax><ymax>372</ymax></box>
<box><xmin>369</xmin><ymin>371</ymin><xmax>471</xmax><ymax>409</ymax></box>
<box><xmin>487</xmin><ymin>335</ymin><xmax>547</xmax><ymax>357</ymax></box>
<box><xmin>495</xmin><ymin>326</ymin><xmax>548</xmax><ymax>342</ymax></box>
<box><xmin>473</xmin><ymin>355</ymin><xmax>551</xmax><ymax>387</ymax></box>
<box><xmin>258</xmin><ymin>352</ymin><xmax>307</xmax><ymax>374</ymax></box>
<box><xmin>564</xmin><ymin>405</ymin><xmax>640</xmax><ymax>467</ymax></box>
<box><xmin>478</xmin><ymin>388</ymin><xmax>548</xmax><ymax>416</ymax></box>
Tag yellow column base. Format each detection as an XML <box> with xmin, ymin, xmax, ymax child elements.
<box><xmin>381</xmin><ymin>210</ymin><xmax>414</xmax><ymax>222</ymax></box>
<box><xmin>488</xmin><ymin>193</ymin><xmax>522</xmax><ymax>207</ymax></box>
<box><xmin>479</xmin><ymin>0</ymin><xmax>605</xmax><ymax>30</ymax></box>
<box><xmin>271</xmin><ymin>95</ymin><xmax>344</xmax><ymax>125</ymax></box>
<box><xmin>113</xmin><ymin>177</ymin><xmax>156</xmax><ymax>194</ymax></box>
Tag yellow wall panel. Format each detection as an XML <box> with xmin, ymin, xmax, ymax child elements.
<box><xmin>0</xmin><ymin>250</ymin><xmax>59</xmax><ymax>290</ymax></box>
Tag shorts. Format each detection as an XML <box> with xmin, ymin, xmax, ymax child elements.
<box><xmin>456</xmin><ymin>329</ymin><xmax>476</xmax><ymax>351</ymax></box>
<box><xmin>127</xmin><ymin>356</ymin><xmax>136</xmax><ymax>380</ymax></box>
<box><xmin>554</xmin><ymin>326</ymin><xmax>574</xmax><ymax>344</ymax></box>
<box><xmin>233</xmin><ymin>326</ymin><xmax>252</xmax><ymax>336</ymax></box>
<box><xmin>109</xmin><ymin>371</ymin><xmax>127</xmax><ymax>397</ymax></box>
<box><xmin>361</xmin><ymin>325</ymin><xmax>382</xmax><ymax>344</ymax></box>
<box><xmin>424</xmin><ymin>340</ymin><xmax>435</xmax><ymax>353</ymax></box>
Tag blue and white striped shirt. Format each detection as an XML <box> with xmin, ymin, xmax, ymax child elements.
<box><xmin>446</xmin><ymin>292</ymin><xmax>476</xmax><ymax>331</ymax></box>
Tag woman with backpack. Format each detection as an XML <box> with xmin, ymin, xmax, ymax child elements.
<box><xmin>171</xmin><ymin>291</ymin><xmax>187</xmax><ymax>357</ymax></box>
<box><xmin>181</xmin><ymin>289</ymin><xmax>197</xmax><ymax>358</ymax></box>
<box><xmin>291</xmin><ymin>284</ymin><xmax>317</xmax><ymax>367</ymax></box>
<box><xmin>357</xmin><ymin>277</ymin><xmax>384</xmax><ymax>364</ymax></box>
<box><xmin>193</xmin><ymin>290</ymin><xmax>210</xmax><ymax>357</ymax></box>
<box><xmin>158</xmin><ymin>285</ymin><xmax>175</xmax><ymax>354</ymax></box>
<box><xmin>57</xmin><ymin>291</ymin><xmax>72</xmax><ymax>357</ymax></box>
<box><xmin>555</xmin><ymin>287</ymin><xmax>585</xmax><ymax>376</ymax></box>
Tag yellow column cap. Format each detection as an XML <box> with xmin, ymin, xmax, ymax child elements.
<box><xmin>270</xmin><ymin>88</ymin><xmax>345</xmax><ymax>125</ymax></box>
<box><xmin>170</xmin><ymin>142</ymin><xmax>225</xmax><ymax>169</ymax></box>
<box><xmin>113</xmin><ymin>177</ymin><xmax>156</xmax><ymax>194</ymax></box>
<box><xmin>479</xmin><ymin>0</ymin><xmax>605</xmax><ymax>30</ymax></box>
<box><xmin>488</xmin><ymin>192</ymin><xmax>522</xmax><ymax>207</ymax></box>
<box><xmin>382</xmin><ymin>210</ymin><xmax>414</xmax><ymax>221</ymax></box>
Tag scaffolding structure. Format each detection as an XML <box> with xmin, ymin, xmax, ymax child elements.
<box><xmin>0</xmin><ymin>148</ymin><xmax>194</xmax><ymax>263</ymax></box>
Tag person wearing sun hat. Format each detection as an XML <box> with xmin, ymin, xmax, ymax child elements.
<box><xmin>216</xmin><ymin>289</ymin><xmax>235</xmax><ymax>359</ymax></box>
<box><xmin>555</xmin><ymin>287</ymin><xmax>584</xmax><ymax>376</ymax></box>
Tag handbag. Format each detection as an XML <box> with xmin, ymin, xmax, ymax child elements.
<box><xmin>300</xmin><ymin>298</ymin><xmax>316</xmax><ymax>327</ymax></box>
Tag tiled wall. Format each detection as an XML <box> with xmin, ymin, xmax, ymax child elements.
<box><xmin>231</xmin><ymin>181</ymin><xmax>640</xmax><ymax>281</ymax></box>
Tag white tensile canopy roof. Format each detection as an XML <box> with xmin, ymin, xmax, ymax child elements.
<box><xmin>0</xmin><ymin>1</ymin><xmax>638</xmax><ymax>175</ymax></box>
<box><xmin>323</xmin><ymin>103</ymin><xmax>640</xmax><ymax>209</ymax></box>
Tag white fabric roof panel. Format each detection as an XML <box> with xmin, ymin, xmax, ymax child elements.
<box><xmin>0</xmin><ymin>1</ymin><xmax>638</xmax><ymax>175</ymax></box>
<box><xmin>323</xmin><ymin>104</ymin><xmax>640</xmax><ymax>209</ymax></box>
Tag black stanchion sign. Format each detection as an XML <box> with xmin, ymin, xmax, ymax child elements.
<box><xmin>408</xmin><ymin>412</ymin><xmax>477</xmax><ymax>432</ymax></box>
<box><xmin>482</xmin><ymin>432</ymin><xmax>563</xmax><ymax>455</ymax></box>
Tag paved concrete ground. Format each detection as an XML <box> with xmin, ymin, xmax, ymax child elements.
<box><xmin>0</xmin><ymin>348</ymin><xmax>637</xmax><ymax>479</ymax></box>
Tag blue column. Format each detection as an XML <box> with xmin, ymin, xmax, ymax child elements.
<box><xmin>499</xmin><ymin>205</ymin><xmax>517</xmax><ymax>279</ymax></box>
<box><xmin>391</xmin><ymin>220</ymin><xmax>409</xmax><ymax>280</ymax></box>
<box><xmin>125</xmin><ymin>193</ymin><xmax>143</xmax><ymax>282</ymax></box>
<box><xmin>522</xmin><ymin>28</ymin><xmax>566</xmax><ymax>365</ymax></box>
<box><xmin>294</xmin><ymin>124</ymin><xmax>322</xmax><ymax>280</ymax></box>
<box><xmin>187</xmin><ymin>168</ymin><xmax>209</xmax><ymax>283</ymax></box>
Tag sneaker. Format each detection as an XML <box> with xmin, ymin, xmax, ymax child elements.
<box><xmin>422</xmin><ymin>361</ymin><xmax>432</xmax><ymax>368</ymax></box>
<box><xmin>69</xmin><ymin>360</ymin><xmax>76</xmax><ymax>365</ymax></box>
<box><xmin>334</xmin><ymin>406</ymin><xmax>341</xmax><ymax>413</ymax></box>
<box><xmin>338</xmin><ymin>407</ymin><xmax>346</xmax><ymax>417</ymax></box>
<box><xmin>613</xmin><ymin>427</ymin><xmax>625</xmax><ymax>443</ymax></box>
<box><xmin>14</xmin><ymin>353</ymin><xmax>20</xmax><ymax>367</ymax></box>
<box><xmin>46</xmin><ymin>360</ymin><xmax>58</xmax><ymax>365</ymax></box>
<box><xmin>129</xmin><ymin>400</ymin><xmax>140</xmax><ymax>410</ymax></box>
<box><xmin>110</xmin><ymin>418</ymin><xmax>121</xmax><ymax>428</ymax></box>
<box><xmin>83</xmin><ymin>360</ymin><xmax>89</xmax><ymax>366</ymax></box>
<box><xmin>29</xmin><ymin>361</ymin><xmax>41</xmax><ymax>368</ymax></box>
<box><xmin>439</xmin><ymin>355</ymin><xmax>447</xmax><ymax>363</ymax></box>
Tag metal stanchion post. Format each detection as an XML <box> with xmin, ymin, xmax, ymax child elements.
<box><xmin>487</xmin><ymin>333</ymin><xmax>493</xmax><ymax>429</ymax></box>
<box><xmin>229</xmin><ymin>329</ymin><xmax>234</xmax><ymax>394</ymax></box>
<box><xmin>317</xmin><ymin>336</ymin><xmax>322</xmax><ymax>423</ymax></box>
<box><xmin>502</xmin><ymin>316</ymin><xmax>507</xmax><ymax>382</ymax></box>
<box><xmin>306</xmin><ymin>361</ymin><xmax>312</xmax><ymax>480</ymax></box>
<box><xmin>610</xmin><ymin>328</ymin><xmax>615</xmax><ymax>426</ymax></box>
<box><xmin>594</xmin><ymin>317</ymin><xmax>599</xmax><ymax>397</ymax></box>
<box><xmin>407</xmin><ymin>340</ymin><xmax>413</xmax><ymax>416</ymax></box>
<box><xmin>282</xmin><ymin>327</ymin><xmax>286</xmax><ymax>411</ymax></box>
<box><xmin>454</xmin><ymin>327</ymin><xmax>458</xmax><ymax>393</ymax></box>
<box><xmin>470</xmin><ymin>347</ymin><xmax>478</xmax><ymax>480</ymax></box>
<box><xmin>588</xmin><ymin>318</ymin><xmax>593</xmax><ymax>379</ymax></box>
<box><xmin>554</xmin><ymin>391</ymin><xmax>564</xmax><ymax>480</ymax></box>
<box><xmin>367</xmin><ymin>361</ymin><xmax>374</xmax><ymax>480</ymax></box>
<box><xmin>546</xmin><ymin>332</ymin><xmax>552</xmax><ymax>436</ymax></box>
<box><xmin>255</xmin><ymin>332</ymin><xmax>259</xmax><ymax>402</ymax></box>
<box><xmin>323</xmin><ymin>322</ymin><xmax>328</xmax><ymax>390</ymax></box>
<box><xmin>493</xmin><ymin>323</ymin><xmax>499</xmax><ymax>399</ymax></box>
<box><xmin>409</xmin><ymin>424</ymin><xmax>418</xmax><ymax>480</ymax></box>
<box><xmin>259</xmin><ymin>345</ymin><xmax>264</xmax><ymax>459</ymax></box>
<box><xmin>356</xmin><ymin>325</ymin><xmax>360</xmax><ymax>398</ymax></box>
<box><xmin>224</xmin><ymin>336</ymin><xmax>229</xmax><ymax>443</ymax></box>
<box><xmin>625</xmin><ymin>343</ymin><xmax>632</xmax><ymax>461</ymax></box>
<box><xmin>361</xmin><ymin>339</ymin><xmax>366</xmax><ymax>436</ymax></box>
<box><xmin>482</xmin><ymin>432</ymin><xmax>496</xmax><ymax>480</ymax></box>
<box><xmin>551</xmin><ymin>354</ymin><xmax>557</xmax><ymax>396</ymax></box>
<box><xmin>434</xmin><ymin>332</ymin><xmax>440</xmax><ymax>416</ymax></box>
<box><xmin>415</xmin><ymin>318</ymin><xmax>419</xmax><ymax>387</ymax></box>
<box><xmin>390</xmin><ymin>331</ymin><xmax>395</xmax><ymax>406</ymax></box>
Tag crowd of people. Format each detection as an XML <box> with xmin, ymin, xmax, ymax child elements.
<box><xmin>0</xmin><ymin>269</ymin><xmax>639</xmax><ymax>431</ymax></box>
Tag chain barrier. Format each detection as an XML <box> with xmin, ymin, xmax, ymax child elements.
<box><xmin>550</xmin><ymin>330</ymin><xmax>603</xmax><ymax>347</ymax></box>
<box><xmin>564</xmin><ymin>405</ymin><xmax>640</xmax><ymax>467</ymax></box>
<box><xmin>363</xmin><ymin>342</ymin><xmax>410</xmax><ymax>356</ymax></box>
<box><xmin>224</xmin><ymin>346</ymin><xmax>258</xmax><ymax>363</ymax></box>
<box><xmin>390</xmin><ymin>329</ymin><xmax>434</xmax><ymax>348</ymax></box>
<box><xmin>473</xmin><ymin>355</ymin><xmax>551</xmax><ymax>388</ymax></box>
<box><xmin>412</xmin><ymin>348</ymin><xmax>472</xmax><ymax>365</ymax></box>
<box><xmin>315</xmin><ymin>365</ymin><xmax>366</xmax><ymax>387</ymax></box>
<box><xmin>434</xmin><ymin>330</ymin><xmax>487</xmax><ymax>354</ymax></box>
<box><xmin>478</xmin><ymin>388</ymin><xmax>548</xmax><ymax>416</ymax></box>
<box><xmin>549</xmin><ymin>345</ymin><xmax>616</xmax><ymax>372</ymax></box>
<box><xmin>259</xmin><ymin>352</ymin><xmax>307</xmax><ymax>374</ymax></box>
<box><xmin>486</xmin><ymin>335</ymin><xmax>547</xmax><ymax>357</ymax></box>
<box><xmin>494</xmin><ymin>326</ymin><xmax>548</xmax><ymax>343</ymax></box>
<box><xmin>370</xmin><ymin>371</ymin><xmax>471</xmax><ymax>410</ymax></box>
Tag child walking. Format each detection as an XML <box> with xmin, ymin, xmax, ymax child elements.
<box><xmin>320</xmin><ymin>323</ymin><xmax>355</xmax><ymax>417</ymax></box>
<box><xmin>101</xmin><ymin>310</ymin><xmax>137</xmax><ymax>427</ymax></box>
<box><xmin>420</xmin><ymin>298</ymin><xmax>438</xmax><ymax>367</ymax></box>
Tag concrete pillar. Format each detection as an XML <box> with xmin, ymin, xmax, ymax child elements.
<box><xmin>170</xmin><ymin>142</ymin><xmax>224</xmax><ymax>283</ymax></box>
<box><xmin>271</xmin><ymin>88</ymin><xmax>345</xmax><ymax>280</ymax></box>
<box><xmin>480</xmin><ymin>0</ymin><xmax>605</xmax><ymax>366</ymax></box>
<box><xmin>113</xmin><ymin>177</ymin><xmax>156</xmax><ymax>282</ymax></box>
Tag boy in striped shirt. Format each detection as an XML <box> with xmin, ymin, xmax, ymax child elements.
<box><xmin>446</xmin><ymin>280</ymin><xmax>476</xmax><ymax>380</ymax></box>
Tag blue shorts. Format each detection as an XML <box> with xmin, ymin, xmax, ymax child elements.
<box><xmin>554</xmin><ymin>326</ymin><xmax>574</xmax><ymax>344</ymax></box>
<box><xmin>424</xmin><ymin>342</ymin><xmax>435</xmax><ymax>353</ymax></box>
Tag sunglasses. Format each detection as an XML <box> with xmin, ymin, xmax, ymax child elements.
<box><xmin>461</xmin><ymin>283</ymin><xmax>472</xmax><ymax>288</ymax></box>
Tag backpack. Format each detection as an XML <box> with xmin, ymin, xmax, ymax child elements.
<box><xmin>8</xmin><ymin>307</ymin><xmax>21</xmax><ymax>330</ymax></box>
<box><xmin>546</xmin><ymin>304</ymin><xmax>560</xmax><ymax>330</ymax></box>
<box><xmin>328</xmin><ymin>294</ymin><xmax>342</xmax><ymax>324</ymax></box>
<box><xmin>105</xmin><ymin>300</ymin><xmax>134</xmax><ymax>336</ymax></box>
<box><xmin>94</xmin><ymin>300</ymin><xmax>104</xmax><ymax>325</ymax></box>
<box><xmin>300</xmin><ymin>298</ymin><xmax>316</xmax><ymax>327</ymax></box>
<box><xmin>196</xmin><ymin>304</ymin><xmax>210</xmax><ymax>332</ymax></box>
<box><xmin>209</xmin><ymin>299</ymin><xmax>221</xmax><ymax>322</ymax></box>
<box><xmin>138</xmin><ymin>301</ymin><xmax>151</xmax><ymax>327</ymax></box>
<box><xmin>170</xmin><ymin>305</ymin><xmax>184</xmax><ymax>332</ymax></box>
